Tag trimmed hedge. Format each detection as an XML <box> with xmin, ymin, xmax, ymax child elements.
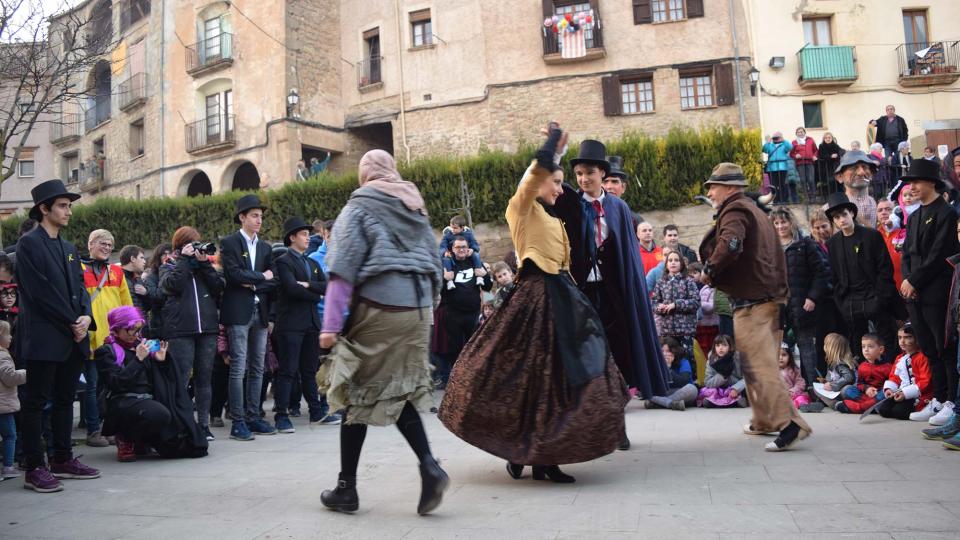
<box><xmin>1</xmin><ymin>126</ymin><xmax>760</xmax><ymax>249</ymax></box>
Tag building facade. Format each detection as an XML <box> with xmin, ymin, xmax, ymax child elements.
<box><xmin>27</xmin><ymin>0</ymin><xmax>759</xmax><ymax>205</ymax></box>
<box><xmin>746</xmin><ymin>0</ymin><xmax>960</xmax><ymax>154</ymax></box>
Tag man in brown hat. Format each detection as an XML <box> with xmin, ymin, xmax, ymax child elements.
<box><xmin>699</xmin><ymin>163</ymin><xmax>812</xmax><ymax>451</ymax></box>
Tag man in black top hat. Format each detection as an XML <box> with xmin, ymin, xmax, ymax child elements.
<box><xmin>601</xmin><ymin>156</ymin><xmax>644</xmax><ymax>227</ymax></box>
<box><xmin>824</xmin><ymin>191</ymin><xmax>900</xmax><ymax>363</ymax></box>
<box><xmin>900</xmin><ymin>159</ymin><xmax>960</xmax><ymax>413</ymax></box>
<box><xmin>220</xmin><ymin>194</ymin><xmax>279</xmax><ymax>441</ymax></box>
<box><xmin>16</xmin><ymin>179</ymin><xmax>100</xmax><ymax>492</ymax></box>
<box><xmin>271</xmin><ymin>217</ymin><xmax>329</xmax><ymax>433</ymax></box>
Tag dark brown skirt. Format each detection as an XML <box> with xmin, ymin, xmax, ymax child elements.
<box><xmin>438</xmin><ymin>268</ymin><xmax>628</xmax><ymax>465</ymax></box>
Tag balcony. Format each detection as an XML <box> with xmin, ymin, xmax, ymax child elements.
<box><xmin>50</xmin><ymin>113</ymin><xmax>81</xmax><ymax>145</ymax></box>
<box><xmin>84</xmin><ymin>99</ymin><xmax>111</xmax><ymax>131</ymax></box>
<box><xmin>356</xmin><ymin>56</ymin><xmax>383</xmax><ymax>91</ymax></box>
<box><xmin>79</xmin><ymin>156</ymin><xmax>105</xmax><ymax>193</ymax></box>
<box><xmin>541</xmin><ymin>20</ymin><xmax>605</xmax><ymax>64</ymax></box>
<box><xmin>185</xmin><ymin>114</ymin><xmax>236</xmax><ymax>154</ymax></box>
<box><xmin>186</xmin><ymin>33</ymin><xmax>234</xmax><ymax>77</ymax></box>
<box><xmin>118</xmin><ymin>72</ymin><xmax>147</xmax><ymax>111</ymax></box>
<box><xmin>797</xmin><ymin>45</ymin><xmax>857</xmax><ymax>88</ymax></box>
<box><xmin>897</xmin><ymin>41</ymin><xmax>960</xmax><ymax>87</ymax></box>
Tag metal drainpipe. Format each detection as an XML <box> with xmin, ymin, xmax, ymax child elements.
<box><xmin>729</xmin><ymin>0</ymin><xmax>746</xmax><ymax>129</ymax></box>
<box><xmin>394</xmin><ymin>0</ymin><xmax>411</xmax><ymax>163</ymax></box>
<box><xmin>158</xmin><ymin>0</ymin><xmax>166</xmax><ymax>196</ymax></box>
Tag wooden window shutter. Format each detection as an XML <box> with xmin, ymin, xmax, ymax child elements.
<box><xmin>409</xmin><ymin>9</ymin><xmax>431</xmax><ymax>23</ymax></box>
<box><xmin>601</xmin><ymin>75</ymin><xmax>622</xmax><ymax>116</ymax></box>
<box><xmin>633</xmin><ymin>0</ymin><xmax>652</xmax><ymax>25</ymax></box>
<box><xmin>687</xmin><ymin>0</ymin><xmax>705</xmax><ymax>19</ymax></box>
<box><xmin>19</xmin><ymin>148</ymin><xmax>36</xmax><ymax>161</ymax></box>
<box><xmin>714</xmin><ymin>63</ymin><xmax>736</xmax><ymax>107</ymax></box>
<box><xmin>542</xmin><ymin>0</ymin><xmax>556</xmax><ymax>55</ymax></box>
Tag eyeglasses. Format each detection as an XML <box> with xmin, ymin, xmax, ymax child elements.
<box><xmin>453</xmin><ymin>246</ymin><xmax>469</xmax><ymax>250</ymax></box>
<box><xmin>96</xmin><ymin>241</ymin><xmax>114</xmax><ymax>249</ymax></box>
<box><xmin>120</xmin><ymin>325</ymin><xmax>144</xmax><ymax>335</ymax></box>
<box><xmin>0</xmin><ymin>290</ymin><xmax>15</xmax><ymax>297</ymax></box>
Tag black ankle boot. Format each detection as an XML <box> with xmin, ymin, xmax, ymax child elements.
<box><xmin>506</xmin><ymin>462</ymin><xmax>524</xmax><ymax>479</ymax></box>
<box><xmin>321</xmin><ymin>473</ymin><xmax>359</xmax><ymax>512</ymax></box>
<box><xmin>618</xmin><ymin>430</ymin><xmax>631</xmax><ymax>451</ymax></box>
<box><xmin>418</xmin><ymin>457</ymin><xmax>450</xmax><ymax>515</ymax></box>
<box><xmin>531</xmin><ymin>465</ymin><xmax>576</xmax><ymax>483</ymax></box>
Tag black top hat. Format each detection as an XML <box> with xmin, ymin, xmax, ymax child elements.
<box><xmin>282</xmin><ymin>216</ymin><xmax>312</xmax><ymax>247</ymax></box>
<box><xmin>824</xmin><ymin>192</ymin><xmax>858</xmax><ymax>220</ymax></box>
<box><xmin>607</xmin><ymin>156</ymin><xmax>627</xmax><ymax>179</ymax></box>
<box><xmin>901</xmin><ymin>158</ymin><xmax>947</xmax><ymax>191</ymax></box>
<box><xmin>29</xmin><ymin>179</ymin><xmax>80</xmax><ymax>221</ymax></box>
<box><xmin>569</xmin><ymin>140</ymin><xmax>610</xmax><ymax>174</ymax></box>
<box><xmin>234</xmin><ymin>194</ymin><xmax>267</xmax><ymax>224</ymax></box>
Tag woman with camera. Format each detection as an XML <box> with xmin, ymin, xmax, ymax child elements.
<box><xmin>159</xmin><ymin>226</ymin><xmax>224</xmax><ymax>441</ymax></box>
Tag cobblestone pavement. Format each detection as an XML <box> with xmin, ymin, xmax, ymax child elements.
<box><xmin>1</xmin><ymin>398</ymin><xmax>958</xmax><ymax>539</ymax></box>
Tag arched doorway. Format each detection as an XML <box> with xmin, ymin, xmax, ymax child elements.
<box><xmin>231</xmin><ymin>161</ymin><xmax>260</xmax><ymax>191</ymax></box>
<box><xmin>85</xmin><ymin>60</ymin><xmax>112</xmax><ymax>129</ymax></box>
<box><xmin>187</xmin><ymin>171</ymin><xmax>212</xmax><ymax>197</ymax></box>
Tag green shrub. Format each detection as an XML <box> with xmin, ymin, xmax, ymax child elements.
<box><xmin>1</xmin><ymin>127</ymin><xmax>760</xmax><ymax>249</ymax></box>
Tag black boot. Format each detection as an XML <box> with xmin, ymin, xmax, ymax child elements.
<box><xmin>321</xmin><ymin>473</ymin><xmax>359</xmax><ymax>513</ymax></box>
<box><xmin>618</xmin><ymin>429</ymin><xmax>631</xmax><ymax>451</ymax></box>
<box><xmin>417</xmin><ymin>457</ymin><xmax>450</xmax><ymax>515</ymax></box>
<box><xmin>506</xmin><ymin>462</ymin><xmax>524</xmax><ymax>479</ymax></box>
<box><xmin>532</xmin><ymin>465</ymin><xmax>576</xmax><ymax>483</ymax></box>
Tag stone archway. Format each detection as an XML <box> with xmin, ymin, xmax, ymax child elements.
<box><xmin>187</xmin><ymin>171</ymin><xmax>212</xmax><ymax>197</ymax></box>
<box><xmin>231</xmin><ymin>161</ymin><xmax>260</xmax><ymax>191</ymax></box>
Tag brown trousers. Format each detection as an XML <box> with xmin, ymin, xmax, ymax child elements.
<box><xmin>734</xmin><ymin>301</ymin><xmax>812</xmax><ymax>434</ymax></box>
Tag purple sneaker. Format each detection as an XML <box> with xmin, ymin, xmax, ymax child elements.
<box><xmin>23</xmin><ymin>466</ymin><xmax>64</xmax><ymax>493</ymax></box>
<box><xmin>50</xmin><ymin>458</ymin><xmax>101</xmax><ymax>480</ymax></box>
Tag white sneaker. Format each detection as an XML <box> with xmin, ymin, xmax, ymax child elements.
<box><xmin>929</xmin><ymin>401</ymin><xmax>955</xmax><ymax>426</ymax></box>
<box><xmin>909</xmin><ymin>398</ymin><xmax>942</xmax><ymax>422</ymax></box>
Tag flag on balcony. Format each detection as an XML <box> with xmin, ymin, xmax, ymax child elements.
<box><xmin>561</xmin><ymin>28</ymin><xmax>588</xmax><ymax>59</ymax></box>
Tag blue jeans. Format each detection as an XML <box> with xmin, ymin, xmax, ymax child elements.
<box><xmin>168</xmin><ymin>334</ymin><xmax>218</xmax><ymax>427</ymax></box>
<box><xmin>81</xmin><ymin>360</ymin><xmax>100</xmax><ymax>435</ymax></box>
<box><xmin>227</xmin><ymin>311</ymin><xmax>268</xmax><ymax>423</ymax></box>
<box><xmin>0</xmin><ymin>413</ymin><xmax>16</xmax><ymax>467</ymax></box>
<box><xmin>843</xmin><ymin>386</ymin><xmax>863</xmax><ymax>400</ymax></box>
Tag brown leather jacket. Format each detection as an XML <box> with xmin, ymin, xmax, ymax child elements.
<box><xmin>699</xmin><ymin>192</ymin><xmax>788</xmax><ymax>303</ymax></box>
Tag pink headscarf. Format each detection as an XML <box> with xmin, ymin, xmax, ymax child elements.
<box><xmin>104</xmin><ymin>306</ymin><xmax>146</xmax><ymax>365</ymax></box>
<box><xmin>358</xmin><ymin>149</ymin><xmax>427</xmax><ymax>215</ymax></box>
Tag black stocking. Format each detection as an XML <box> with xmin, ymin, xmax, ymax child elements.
<box><xmin>339</xmin><ymin>421</ymin><xmax>368</xmax><ymax>477</ymax></box>
<box><xmin>395</xmin><ymin>401</ymin><xmax>433</xmax><ymax>463</ymax></box>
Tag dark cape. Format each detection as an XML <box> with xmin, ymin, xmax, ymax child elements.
<box><xmin>554</xmin><ymin>186</ymin><xmax>668</xmax><ymax>398</ymax></box>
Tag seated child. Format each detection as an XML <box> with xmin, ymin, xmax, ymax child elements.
<box><xmin>836</xmin><ymin>333</ymin><xmax>892</xmax><ymax>414</ymax></box>
<box><xmin>439</xmin><ymin>215</ymin><xmax>485</xmax><ymax>288</ymax></box>
<box><xmin>0</xmin><ymin>321</ymin><xmax>25</xmax><ymax>480</ymax></box>
<box><xmin>491</xmin><ymin>261</ymin><xmax>515</xmax><ymax>309</ymax></box>
<box><xmin>879</xmin><ymin>324</ymin><xmax>933</xmax><ymax>420</ymax></box>
<box><xmin>642</xmin><ymin>337</ymin><xmax>698</xmax><ymax>411</ymax></box>
<box><xmin>778</xmin><ymin>342</ymin><xmax>809</xmax><ymax>409</ymax></box>
<box><xmin>479</xmin><ymin>300</ymin><xmax>495</xmax><ymax>325</ymax></box>
<box><xmin>698</xmin><ymin>335</ymin><xmax>746</xmax><ymax>408</ymax></box>
<box><xmin>807</xmin><ymin>333</ymin><xmax>856</xmax><ymax>412</ymax></box>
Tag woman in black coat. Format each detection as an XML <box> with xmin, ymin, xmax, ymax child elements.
<box><xmin>143</xmin><ymin>243</ymin><xmax>172</xmax><ymax>339</ymax></box>
<box><xmin>771</xmin><ymin>208</ymin><xmax>831</xmax><ymax>388</ymax></box>
<box><xmin>159</xmin><ymin>228</ymin><xmax>223</xmax><ymax>440</ymax></box>
<box><xmin>817</xmin><ymin>132</ymin><xmax>844</xmax><ymax>196</ymax></box>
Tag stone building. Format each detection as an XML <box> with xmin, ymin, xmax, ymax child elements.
<box><xmin>33</xmin><ymin>0</ymin><xmax>759</xmax><ymax>204</ymax></box>
<box><xmin>746</xmin><ymin>0</ymin><xmax>960</xmax><ymax>154</ymax></box>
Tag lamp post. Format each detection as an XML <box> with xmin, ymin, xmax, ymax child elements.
<box><xmin>748</xmin><ymin>67</ymin><xmax>760</xmax><ymax>97</ymax></box>
<box><xmin>287</xmin><ymin>88</ymin><xmax>300</xmax><ymax>117</ymax></box>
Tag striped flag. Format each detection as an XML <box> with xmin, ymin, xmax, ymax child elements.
<box><xmin>560</xmin><ymin>28</ymin><xmax>587</xmax><ymax>59</ymax></box>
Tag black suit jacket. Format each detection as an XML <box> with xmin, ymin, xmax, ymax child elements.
<box><xmin>219</xmin><ymin>231</ymin><xmax>278</xmax><ymax>326</ymax></box>
<box><xmin>826</xmin><ymin>226</ymin><xmax>898</xmax><ymax>306</ymax></box>
<box><xmin>902</xmin><ymin>197</ymin><xmax>959</xmax><ymax>304</ymax></box>
<box><xmin>15</xmin><ymin>227</ymin><xmax>94</xmax><ymax>363</ymax></box>
<box><xmin>275</xmin><ymin>251</ymin><xmax>326</xmax><ymax>333</ymax></box>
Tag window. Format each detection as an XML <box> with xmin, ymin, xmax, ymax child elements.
<box><xmin>620</xmin><ymin>78</ymin><xmax>654</xmax><ymax>114</ymax></box>
<box><xmin>652</xmin><ymin>0</ymin><xmax>685</xmax><ymax>23</ymax></box>
<box><xmin>803</xmin><ymin>101</ymin><xmax>824</xmax><ymax>129</ymax></box>
<box><xmin>903</xmin><ymin>10</ymin><xmax>928</xmax><ymax>47</ymax></box>
<box><xmin>122</xmin><ymin>0</ymin><xmax>151</xmax><ymax>31</ymax></box>
<box><xmin>555</xmin><ymin>2</ymin><xmax>595</xmax><ymax>50</ymax></box>
<box><xmin>204</xmin><ymin>90</ymin><xmax>233</xmax><ymax>141</ymax></box>
<box><xmin>205</xmin><ymin>93</ymin><xmax>221</xmax><ymax>137</ymax></box>
<box><xmin>410</xmin><ymin>9</ymin><xmax>432</xmax><ymax>47</ymax></box>
<box><xmin>802</xmin><ymin>17</ymin><xmax>832</xmax><ymax>46</ymax></box>
<box><xmin>130</xmin><ymin>119</ymin><xmax>144</xmax><ymax>158</ymax></box>
<box><xmin>224</xmin><ymin>89</ymin><xmax>234</xmax><ymax>133</ymax></box>
<box><xmin>17</xmin><ymin>149</ymin><xmax>35</xmax><ymax>178</ymax></box>
<box><xmin>204</xmin><ymin>16</ymin><xmax>223</xmax><ymax>59</ymax></box>
<box><xmin>63</xmin><ymin>153</ymin><xmax>79</xmax><ymax>184</ymax></box>
<box><xmin>679</xmin><ymin>71</ymin><xmax>713</xmax><ymax>109</ymax></box>
<box><xmin>18</xmin><ymin>102</ymin><xmax>37</xmax><ymax>114</ymax></box>
<box><xmin>363</xmin><ymin>28</ymin><xmax>382</xmax><ymax>85</ymax></box>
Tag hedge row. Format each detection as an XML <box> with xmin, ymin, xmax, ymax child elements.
<box><xmin>1</xmin><ymin>126</ymin><xmax>761</xmax><ymax>250</ymax></box>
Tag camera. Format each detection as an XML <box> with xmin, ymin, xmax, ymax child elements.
<box><xmin>191</xmin><ymin>241</ymin><xmax>217</xmax><ymax>256</ymax></box>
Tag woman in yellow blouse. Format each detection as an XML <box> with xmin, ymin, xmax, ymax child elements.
<box><xmin>439</xmin><ymin>124</ymin><xmax>628</xmax><ymax>484</ymax></box>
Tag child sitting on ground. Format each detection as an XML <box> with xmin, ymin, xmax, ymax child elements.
<box><xmin>778</xmin><ymin>342</ymin><xmax>809</xmax><ymax>409</ymax></box>
<box><xmin>698</xmin><ymin>335</ymin><xmax>746</xmax><ymax>408</ymax></box>
<box><xmin>491</xmin><ymin>261</ymin><xmax>515</xmax><ymax>309</ymax></box>
<box><xmin>0</xmin><ymin>321</ymin><xmax>25</xmax><ymax>480</ymax></box>
<box><xmin>439</xmin><ymin>215</ymin><xmax>486</xmax><ymax>288</ymax></box>
<box><xmin>806</xmin><ymin>333</ymin><xmax>857</xmax><ymax>412</ymax></box>
<box><xmin>641</xmin><ymin>337</ymin><xmax>698</xmax><ymax>411</ymax></box>
<box><xmin>836</xmin><ymin>334</ymin><xmax>892</xmax><ymax>414</ymax></box>
<box><xmin>879</xmin><ymin>324</ymin><xmax>933</xmax><ymax>420</ymax></box>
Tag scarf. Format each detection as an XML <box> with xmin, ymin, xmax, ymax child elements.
<box><xmin>103</xmin><ymin>334</ymin><xmax>137</xmax><ymax>366</ymax></box>
<box><xmin>712</xmin><ymin>351</ymin><xmax>736</xmax><ymax>378</ymax></box>
<box><xmin>796</xmin><ymin>136</ymin><xmax>807</xmax><ymax>146</ymax></box>
<box><xmin>358</xmin><ymin>149</ymin><xmax>427</xmax><ymax>215</ymax></box>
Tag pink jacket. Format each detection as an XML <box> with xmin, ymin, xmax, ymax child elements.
<box><xmin>779</xmin><ymin>365</ymin><xmax>806</xmax><ymax>398</ymax></box>
<box><xmin>790</xmin><ymin>138</ymin><xmax>818</xmax><ymax>164</ymax></box>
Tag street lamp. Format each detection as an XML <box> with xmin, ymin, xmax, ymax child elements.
<box><xmin>748</xmin><ymin>67</ymin><xmax>760</xmax><ymax>97</ymax></box>
<box><xmin>287</xmin><ymin>88</ymin><xmax>300</xmax><ymax>117</ymax></box>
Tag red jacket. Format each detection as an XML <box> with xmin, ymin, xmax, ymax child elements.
<box><xmin>790</xmin><ymin>138</ymin><xmax>818</xmax><ymax>164</ymax></box>
<box><xmin>856</xmin><ymin>359</ymin><xmax>893</xmax><ymax>392</ymax></box>
<box><xmin>639</xmin><ymin>241</ymin><xmax>663</xmax><ymax>275</ymax></box>
<box><xmin>883</xmin><ymin>351</ymin><xmax>933</xmax><ymax>412</ymax></box>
